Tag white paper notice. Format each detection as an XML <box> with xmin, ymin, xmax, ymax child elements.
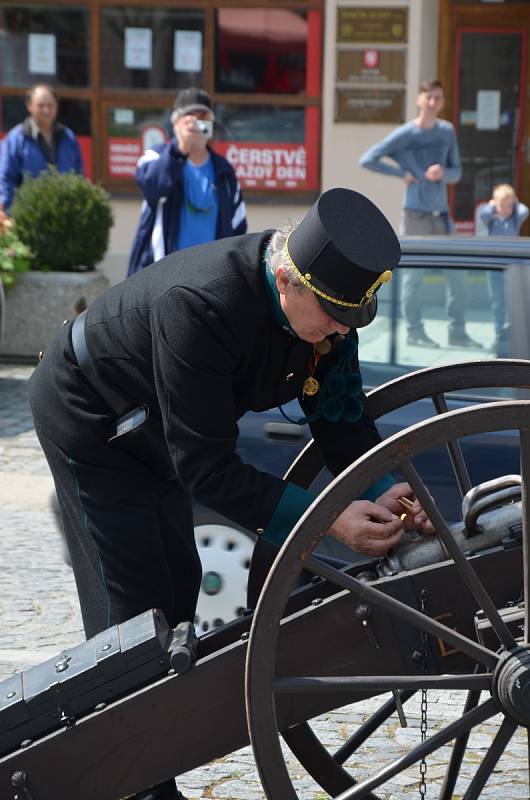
<box><xmin>125</xmin><ymin>28</ymin><xmax>152</xmax><ymax>70</ymax></box>
<box><xmin>476</xmin><ymin>90</ymin><xmax>501</xmax><ymax>131</ymax></box>
<box><xmin>174</xmin><ymin>31</ymin><xmax>202</xmax><ymax>72</ymax></box>
<box><xmin>114</xmin><ymin>108</ymin><xmax>135</xmax><ymax>126</ymax></box>
<box><xmin>28</xmin><ymin>33</ymin><xmax>56</xmax><ymax>75</ymax></box>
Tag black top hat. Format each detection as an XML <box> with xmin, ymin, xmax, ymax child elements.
<box><xmin>286</xmin><ymin>188</ymin><xmax>401</xmax><ymax>327</ymax></box>
<box><xmin>174</xmin><ymin>87</ymin><xmax>213</xmax><ymax>117</ymax></box>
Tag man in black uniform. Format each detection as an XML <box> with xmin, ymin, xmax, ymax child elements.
<box><xmin>29</xmin><ymin>188</ymin><xmax>432</xmax><ymax>800</ymax></box>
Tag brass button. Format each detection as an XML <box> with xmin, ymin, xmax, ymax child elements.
<box><xmin>256</xmin><ymin>528</ymin><xmax>264</xmax><ymax>535</ymax></box>
<box><xmin>63</xmin><ymin>319</ymin><xmax>70</xmax><ymax>326</ymax></box>
<box><xmin>286</xmin><ymin>372</ymin><xmax>294</xmax><ymax>381</ymax></box>
<box><xmin>38</xmin><ymin>351</ymin><xmax>44</xmax><ymax>361</ymax></box>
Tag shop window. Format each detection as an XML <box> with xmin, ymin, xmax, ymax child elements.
<box><xmin>105</xmin><ymin>106</ymin><xmax>170</xmax><ymax>179</ymax></box>
<box><xmin>215</xmin><ymin>8</ymin><xmax>307</xmax><ymax>94</ymax></box>
<box><xmin>0</xmin><ymin>6</ymin><xmax>90</xmax><ymax>88</ymax></box>
<box><xmin>101</xmin><ymin>8</ymin><xmax>204</xmax><ymax>91</ymax></box>
<box><xmin>213</xmin><ymin>104</ymin><xmax>319</xmax><ymax>192</ymax></box>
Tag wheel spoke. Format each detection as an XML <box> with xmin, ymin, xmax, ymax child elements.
<box><xmin>438</xmin><ymin>671</ymin><xmax>482</xmax><ymax>800</ymax></box>
<box><xmin>282</xmin><ymin>722</ymin><xmax>382</xmax><ymax>800</ymax></box>
<box><xmin>520</xmin><ymin>429</ymin><xmax>530</xmax><ymax>643</ymax></box>
<box><xmin>333</xmin><ymin>698</ymin><xmax>500</xmax><ymax>800</ymax></box>
<box><xmin>432</xmin><ymin>392</ymin><xmax>472</xmax><ymax>497</ymax></box>
<box><xmin>400</xmin><ymin>459</ymin><xmax>518</xmax><ymax>652</ymax></box>
<box><xmin>306</xmin><ymin>557</ymin><xmax>499</xmax><ymax>668</ymax></box>
<box><xmin>462</xmin><ymin>717</ymin><xmax>517</xmax><ymax>800</ymax></box>
<box><xmin>334</xmin><ymin>691</ymin><xmax>416</xmax><ymax>765</ymax></box>
<box><xmin>274</xmin><ymin>674</ymin><xmax>492</xmax><ymax>694</ymax></box>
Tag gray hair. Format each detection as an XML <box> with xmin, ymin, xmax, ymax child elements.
<box><xmin>264</xmin><ymin>220</ymin><xmax>303</xmax><ymax>286</ymax></box>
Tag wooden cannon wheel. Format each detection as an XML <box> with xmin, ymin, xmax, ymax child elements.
<box><xmin>245</xmin><ymin>363</ymin><xmax>530</xmax><ymax>799</ymax></box>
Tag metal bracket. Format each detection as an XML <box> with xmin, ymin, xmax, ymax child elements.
<box><xmin>11</xmin><ymin>770</ymin><xmax>35</xmax><ymax>800</ymax></box>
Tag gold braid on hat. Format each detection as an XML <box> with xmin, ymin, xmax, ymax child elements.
<box><xmin>285</xmin><ymin>233</ymin><xmax>392</xmax><ymax>308</ymax></box>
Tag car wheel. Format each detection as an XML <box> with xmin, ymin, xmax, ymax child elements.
<box><xmin>194</xmin><ymin>523</ymin><xmax>255</xmax><ymax>634</ymax></box>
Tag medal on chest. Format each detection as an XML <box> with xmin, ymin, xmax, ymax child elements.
<box><xmin>303</xmin><ymin>338</ymin><xmax>330</xmax><ymax>397</ymax></box>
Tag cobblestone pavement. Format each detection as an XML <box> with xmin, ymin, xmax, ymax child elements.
<box><xmin>0</xmin><ymin>364</ymin><xmax>528</xmax><ymax>799</ymax></box>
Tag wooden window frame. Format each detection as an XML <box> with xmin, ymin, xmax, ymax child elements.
<box><xmin>1</xmin><ymin>0</ymin><xmax>323</xmax><ymax>198</ymax></box>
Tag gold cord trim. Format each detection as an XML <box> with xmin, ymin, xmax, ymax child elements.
<box><xmin>285</xmin><ymin>233</ymin><xmax>392</xmax><ymax>308</ymax></box>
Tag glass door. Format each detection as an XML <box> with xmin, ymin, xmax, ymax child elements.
<box><xmin>453</xmin><ymin>28</ymin><xmax>526</xmax><ymax>233</ymax></box>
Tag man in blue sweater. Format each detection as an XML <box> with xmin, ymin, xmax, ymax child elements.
<box><xmin>360</xmin><ymin>79</ymin><xmax>479</xmax><ymax>348</ymax></box>
<box><xmin>0</xmin><ymin>84</ymin><xmax>83</xmax><ymax>212</ymax></box>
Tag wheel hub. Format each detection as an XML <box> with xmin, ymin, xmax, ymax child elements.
<box><xmin>494</xmin><ymin>646</ymin><xmax>530</xmax><ymax>726</ymax></box>
<box><xmin>202</xmin><ymin>571</ymin><xmax>223</xmax><ymax>596</ymax></box>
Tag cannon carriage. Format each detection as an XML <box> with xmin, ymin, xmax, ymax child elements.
<box><xmin>2</xmin><ymin>360</ymin><xmax>530</xmax><ymax>799</ymax></box>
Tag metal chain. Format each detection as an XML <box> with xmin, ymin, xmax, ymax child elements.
<box><xmin>419</xmin><ymin>588</ymin><xmax>429</xmax><ymax>799</ymax></box>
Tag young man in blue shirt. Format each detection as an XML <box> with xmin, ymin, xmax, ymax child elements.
<box><xmin>360</xmin><ymin>79</ymin><xmax>480</xmax><ymax>349</ymax></box>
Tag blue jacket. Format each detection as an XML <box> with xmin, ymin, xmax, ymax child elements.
<box><xmin>0</xmin><ymin>118</ymin><xmax>83</xmax><ymax>210</ymax></box>
<box><xmin>127</xmin><ymin>140</ymin><xmax>247</xmax><ymax>277</ymax></box>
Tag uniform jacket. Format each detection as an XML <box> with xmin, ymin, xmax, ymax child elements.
<box><xmin>126</xmin><ymin>140</ymin><xmax>247</xmax><ymax>277</ymax></box>
<box><xmin>31</xmin><ymin>233</ymin><xmax>381</xmax><ymax>537</ymax></box>
<box><xmin>0</xmin><ymin>118</ymin><xmax>83</xmax><ymax>210</ymax></box>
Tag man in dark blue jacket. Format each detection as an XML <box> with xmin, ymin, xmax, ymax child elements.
<box><xmin>127</xmin><ymin>88</ymin><xmax>247</xmax><ymax>277</ymax></box>
<box><xmin>0</xmin><ymin>84</ymin><xmax>83</xmax><ymax>211</ymax></box>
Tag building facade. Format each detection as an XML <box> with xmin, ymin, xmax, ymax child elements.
<box><xmin>1</xmin><ymin>0</ymin><xmax>528</xmax><ymax>282</ymax></box>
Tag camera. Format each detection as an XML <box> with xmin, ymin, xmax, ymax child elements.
<box><xmin>195</xmin><ymin>120</ymin><xmax>213</xmax><ymax>137</ymax></box>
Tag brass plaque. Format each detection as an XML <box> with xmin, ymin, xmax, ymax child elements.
<box><xmin>337</xmin><ymin>48</ymin><xmax>406</xmax><ymax>84</ymax></box>
<box><xmin>335</xmin><ymin>88</ymin><xmax>405</xmax><ymax>124</ymax></box>
<box><xmin>337</xmin><ymin>7</ymin><xmax>408</xmax><ymax>44</ymax></box>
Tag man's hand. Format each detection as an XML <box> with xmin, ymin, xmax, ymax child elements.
<box><xmin>376</xmin><ymin>482</ymin><xmax>435</xmax><ymax>534</ymax></box>
<box><xmin>173</xmin><ymin>114</ymin><xmax>206</xmax><ymax>155</ymax></box>
<box><xmin>329</xmin><ymin>500</ymin><xmax>404</xmax><ymax>557</ymax></box>
<box><xmin>404</xmin><ymin>172</ymin><xmax>418</xmax><ymax>185</ymax></box>
<box><xmin>424</xmin><ymin>164</ymin><xmax>444</xmax><ymax>182</ymax></box>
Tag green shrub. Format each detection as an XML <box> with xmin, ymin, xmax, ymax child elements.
<box><xmin>0</xmin><ymin>222</ymin><xmax>33</xmax><ymax>289</ymax></box>
<box><xmin>11</xmin><ymin>168</ymin><xmax>113</xmax><ymax>271</ymax></box>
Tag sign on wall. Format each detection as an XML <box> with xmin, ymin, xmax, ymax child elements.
<box><xmin>335</xmin><ymin>6</ymin><xmax>408</xmax><ymax>124</ymax></box>
<box><xmin>336</xmin><ymin>88</ymin><xmax>405</xmax><ymax>124</ymax></box>
<box><xmin>336</xmin><ymin>49</ymin><xmax>406</xmax><ymax>84</ymax></box>
<box><xmin>337</xmin><ymin>7</ymin><xmax>408</xmax><ymax>44</ymax></box>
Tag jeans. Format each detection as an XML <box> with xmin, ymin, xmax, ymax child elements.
<box><xmin>400</xmin><ymin>209</ymin><xmax>466</xmax><ymax>335</ymax></box>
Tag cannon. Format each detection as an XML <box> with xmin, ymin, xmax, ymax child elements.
<box><xmin>1</xmin><ymin>359</ymin><xmax>530</xmax><ymax>799</ymax></box>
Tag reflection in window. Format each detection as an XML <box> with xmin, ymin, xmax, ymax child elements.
<box><xmin>0</xmin><ymin>6</ymin><xmax>90</xmax><ymax>88</ymax></box>
<box><xmin>215</xmin><ymin>104</ymin><xmax>304</xmax><ymax>143</ymax></box>
<box><xmin>215</xmin><ymin>8</ymin><xmax>307</xmax><ymax>94</ymax></box>
<box><xmin>359</xmin><ymin>267</ymin><xmax>510</xmax><ymax>396</ymax></box>
<box><xmin>101</xmin><ymin>8</ymin><xmax>204</xmax><ymax>90</ymax></box>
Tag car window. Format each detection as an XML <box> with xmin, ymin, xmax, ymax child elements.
<box><xmin>358</xmin><ymin>263</ymin><xmax>513</xmax><ymax>399</ymax></box>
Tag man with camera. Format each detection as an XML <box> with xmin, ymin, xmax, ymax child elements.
<box><xmin>127</xmin><ymin>87</ymin><xmax>247</xmax><ymax>277</ymax></box>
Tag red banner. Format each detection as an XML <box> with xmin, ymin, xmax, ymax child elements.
<box><xmin>213</xmin><ymin>141</ymin><xmax>315</xmax><ymax>191</ymax></box>
<box><xmin>107</xmin><ymin>137</ymin><xmax>142</xmax><ymax>178</ymax></box>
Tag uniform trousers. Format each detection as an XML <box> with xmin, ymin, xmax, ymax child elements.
<box><xmin>34</xmin><ymin>426</ymin><xmax>202</xmax><ymax>640</ymax></box>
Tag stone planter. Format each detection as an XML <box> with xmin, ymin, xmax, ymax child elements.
<box><xmin>0</xmin><ymin>270</ymin><xmax>109</xmax><ymax>360</ymax></box>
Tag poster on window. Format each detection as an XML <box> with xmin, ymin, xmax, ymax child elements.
<box><xmin>28</xmin><ymin>33</ymin><xmax>56</xmax><ymax>75</ymax></box>
<box><xmin>213</xmin><ymin>142</ymin><xmax>316</xmax><ymax>191</ymax></box>
<box><xmin>124</xmin><ymin>28</ymin><xmax>152</xmax><ymax>70</ymax></box>
<box><xmin>174</xmin><ymin>31</ymin><xmax>202</xmax><ymax>72</ymax></box>
<box><xmin>476</xmin><ymin>90</ymin><xmax>501</xmax><ymax>131</ymax></box>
